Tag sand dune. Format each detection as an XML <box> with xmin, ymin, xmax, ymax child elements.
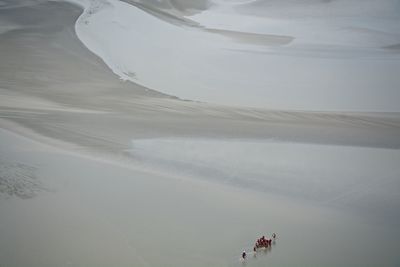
<box><xmin>1</xmin><ymin>0</ymin><xmax>400</xmax><ymax>266</ymax></box>
<box><xmin>67</xmin><ymin>0</ymin><xmax>400</xmax><ymax>111</ymax></box>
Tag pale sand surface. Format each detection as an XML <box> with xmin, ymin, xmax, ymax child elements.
<box><xmin>1</xmin><ymin>0</ymin><xmax>400</xmax><ymax>266</ymax></box>
<box><xmin>74</xmin><ymin>0</ymin><xmax>400</xmax><ymax>111</ymax></box>
<box><xmin>1</xmin><ymin>128</ymin><xmax>400</xmax><ymax>267</ymax></box>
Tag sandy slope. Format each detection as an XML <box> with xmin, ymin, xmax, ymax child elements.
<box><xmin>1</xmin><ymin>125</ymin><xmax>400</xmax><ymax>267</ymax></box>
<box><xmin>70</xmin><ymin>0</ymin><xmax>400</xmax><ymax>111</ymax></box>
<box><xmin>1</xmin><ymin>0</ymin><xmax>400</xmax><ymax>266</ymax></box>
<box><xmin>0</xmin><ymin>0</ymin><xmax>399</xmax><ymax>194</ymax></box>
<box><xmin>0</xmin><ymin>1</ymin><xmax>399</xmax><ymax>151</ymax></box>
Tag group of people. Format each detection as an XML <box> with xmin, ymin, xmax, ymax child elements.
<box><xmin>241</xmin><ymin>233</ymin><xmax>277</xmax><ymax>260</ymax></box>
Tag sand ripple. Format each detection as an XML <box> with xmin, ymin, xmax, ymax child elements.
<box><xmin>0</xmin><ymin>159</ymin><xmax>45</xmax><ymax>199</ymax></box>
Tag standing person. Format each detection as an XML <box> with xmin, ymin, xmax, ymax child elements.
<box><xmin>272</xmin><ymin>233</ymin><xmax>276</xmax><ymax>239</ymax></box>
<box><xmin>242</xmin><ymin>250</ymin><xmax>247</xmax><ymax>260</ymax></box>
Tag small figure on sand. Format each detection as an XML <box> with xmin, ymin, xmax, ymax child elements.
<box><xmin>242</xmin><ymin>250</ymin><xmax>247</xmax><ymax>260</ymax></box>
<box><xmin>272</xmin><ymin>233</ymin><xmax>277</xmax><ymax>239</ymax></box>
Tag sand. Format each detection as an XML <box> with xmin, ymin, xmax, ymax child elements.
<box><xmin>1</xmin><ymin>0</ymin><xmax>400</xmax><ymax>266</ymax></box>
<box><xmin>71</xmin><ymin>0</ymin><xmax>400</xmax><ymax>111</ymax></box>
<box><xmin>1</xmin><ymin>127</ymin><xmax>400</xmax><ymax>267</ymax></box>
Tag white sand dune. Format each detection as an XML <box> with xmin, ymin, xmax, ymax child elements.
<box><xmin>68</xmin><ymin>0</ymin><xmax>400</xmax><ymax>111</ymax></box>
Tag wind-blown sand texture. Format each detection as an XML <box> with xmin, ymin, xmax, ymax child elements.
<box><xmin>0</xmin><ymin>0</ymin><xmax>400</xmax><ymax>266</ymax></box>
